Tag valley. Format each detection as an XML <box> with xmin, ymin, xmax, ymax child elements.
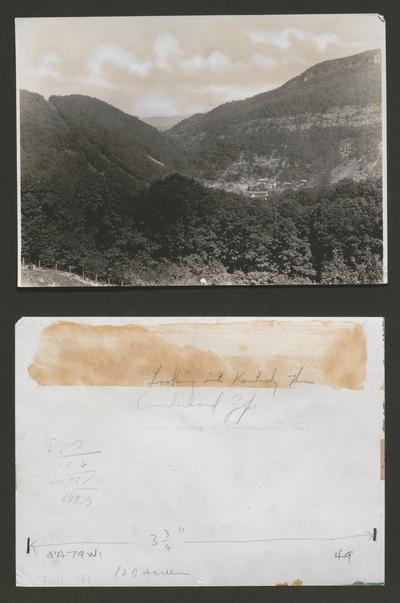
<box><xmin>19</xmin><ymin>49</ymin><xmax>384</xmax><ymax>286</ymax></box>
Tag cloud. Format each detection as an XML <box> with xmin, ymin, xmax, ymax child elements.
<box><xmin>179</xmin><ymin>51</ymin><xmax>233</xmax><ymax>74</ymax></box>
<box><xmin>280</xmin><ymin>55</ymin><xmax>308</xmax><ymax>66</ymax></box>
<box><xmin>81</xmin><ymin>73</ymin><xmax>117</xmax><ymax>89</ymax></box>
<box><xmin>153</xmin><ymin>34</ymin><xmax>183</xmax><ymax>69</ymax></box>
<box><xmin>29</xmin><ymin>52</ymin><xmax>64</xmax><ymax>79</ymax></box>
<box><xmin>246</xmin><ymin>26</ymin><xmax>363</xmax><ymax>54</ymax></box>
<box><xmin>30</xmin><ymin>42</ymin><xmax>155</xmax><ymax>90</ymax></box>
<box><xmin>28</xmin><ymin>50</ymin><xmax>117</xmax><ymax>89</ymax></box>
<box><xmin>20</xmin><ymin>15</ymin><xmax>380</xmax><ymax>119</ymax></box>
<box><xmin>312</xmin><ymin>32</ymin><xmax>363</xmax><ymax>52</ymax></box>
<box><xmin>87</xmin><ymin>42</ymin><xmax>152</xmax><ymax>82</ymax></box>
<box><xmin>246</xmin><ymin>27</ymin><xmax>306</xmax><ymax>49</ymax></box>
<box><xmin>250</xmin><ymin>53</ymin><xmax>276</xmax><ymax>67</ymax></box>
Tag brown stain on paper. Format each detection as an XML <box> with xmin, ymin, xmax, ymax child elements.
<box><xmin>28</xmin><ymin>320</ymin><xmax>367</xmax><ymax>390</ymax></box>
<box><xmin>276</xmin><ymin>579</ymin><xmax>303</xmax><ymax>586</ymax></box>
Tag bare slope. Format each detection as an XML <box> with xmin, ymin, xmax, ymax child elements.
<box><xmin>20</xmin><ymin>266</ymin><xmax>99</xmax><ymax>287</ymax></box>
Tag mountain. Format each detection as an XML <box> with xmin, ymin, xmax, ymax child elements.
<box><xmin>19</xmin><ymin>90</ymin><xmax>190</xmax><ymax>272</ymax></box>
<box><xmin>142</xmin><ymin>115</ymin><xmax>190</xmax><ymax>131</ymax></box>
<box><xmin>20</xmin><ymin>90</ymin><xmax>188</xmax><ymax>196</ymax></box>
<box><xmin>20</xmin><ymin>49</ymin><xmax>382</xmax><ymax>201</ymax></box>
<box><xmin>166</xmin><ymin>49</ymin><xmax>382</xmax><ymax>193</ymax></box>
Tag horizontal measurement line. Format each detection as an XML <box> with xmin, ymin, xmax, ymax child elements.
<box><xmin>27</xmin><ymin>530</ymin><xmax>375</xmax><ymax>554</ymax></box>
<box><xmin>32</xmin><ymin>541</ymin><xmax>140</xmax><ymax>547</ymax></box>
<box><xmin>184</xmin><ymin>533</ymin><xmax>370</xmax><ymax>544</ymax></box>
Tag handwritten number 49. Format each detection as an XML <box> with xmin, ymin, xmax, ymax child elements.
<box><xmin>334</xmin><ymin>549</ymin><xmax>353</xmax><ymax>563</ymax></box>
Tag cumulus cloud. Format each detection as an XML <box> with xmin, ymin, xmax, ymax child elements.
<box><xmin>86</xmin><ymin>41</ymin><xmax>152</xmax><ymax>86</ymax></box>
<box><xmin>250</xmin><ymin>53</ymin><xmax>276</xmax><ymax>67</ymax></box>
<box><xmin>247</xmin><ymin>27</ymin><xmax>306</xmax><ymax>49</ymax></box>
<box><xmin>19</xmin><ymin>15</ymin><xmax>381</xmax><ymax>117</ymax></box>
<box><xmin>179</xmin><ymin>50</ymin><xmax>233</xmax><ymax>74</ymax></box>
<box><xmin>29</xmin><ymin>52</ymin><xmax>64</xmax><ymax>79</ymax></box>
<box><xmin>312</xmin><ymin>32</ymin><xmax>363</xmax><ymax>52</ymax></box>
<box><xmin>81</xmin><ymin>73</ymin><xmax>116</xmax><ymax>89</ymax></box>
<box><xmin>29</xmin><ymin>52</ymin><xmax>103</xmax><ymax>89</ymax></box>
<box><xmin>153</xmin><ymin>33</ymin><xmax>183</xmax><ymax>69</ymax></box>
<box><xmin>280</xmin><ymin>55</ymin><xmax>308</xmax><ymax>66</ymax></box>
<box><xmin>246</xmin><ymin>26</ymin><xmax>363</xmax><ymax>54</ymax></box>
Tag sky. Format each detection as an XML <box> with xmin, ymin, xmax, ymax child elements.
<box><xmin>15</xmin><ymin>14</ymin><xmax>385</xmax><ymax>118</ymax></box>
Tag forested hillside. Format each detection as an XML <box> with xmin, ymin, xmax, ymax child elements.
<box><xmin>21</xmin><ymin>172</ymin><xmax>383</xmax><ymax>285</ymax></box>
<box><xmin>20</xmin><ymin>90</ymin><xmax>189</xmax><ymax>275</ymax></box>
<box><xmin>20</xmin><ymin>90</ymin><xmax>187</xmax><ymax>195</ymax></box>
<box><xmin>167</xmin><ymin>49</ymin><xmax>382</xmax><ymax>191</ymax></box>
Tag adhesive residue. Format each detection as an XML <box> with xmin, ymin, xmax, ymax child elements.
<box><xmin>28</xmin><ymin>320</ymin><xmax>367</xmax><ymax>390</ymax></box>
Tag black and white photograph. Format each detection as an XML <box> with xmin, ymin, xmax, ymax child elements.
<box><xmin>16</xmin><ymin>14</ymin><xmax>386</xmax><ymax>287</ymax></box>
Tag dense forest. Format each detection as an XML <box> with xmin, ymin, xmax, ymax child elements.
<box><xmin>21</xmin><ymin>174</ymin><xmax>383</xmax><ymax>285</ymax></box>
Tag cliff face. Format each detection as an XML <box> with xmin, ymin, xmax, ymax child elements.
<box><xmin>167</xmin><ymin>50</ymin><xmax>382</xmax><ymax>195</ymax></box>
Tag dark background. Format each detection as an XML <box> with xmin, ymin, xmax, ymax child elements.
<box><xmin>1</xmin><ymin>0</ymin><xmax>399</xmax><ymax>601</ymax></box>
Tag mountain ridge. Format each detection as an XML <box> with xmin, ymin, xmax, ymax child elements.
<box><xmin>19</xmin><ymin>48</ymin><xmax>383</xmax><ymax>236</ymax></box>
<box><xmin>169</xmin><ymin>49</ymin><xmax>381</xmax><ymax>129</ymax></box>
<box><xmin>166</xmin><ymin>49</ymin><xmax>382</xmax><ymax>192</ymax></box>
<box><xmin>20</xmin><ymin>49</ymin><xmax>382</xmax><ymax>197</ymax></box>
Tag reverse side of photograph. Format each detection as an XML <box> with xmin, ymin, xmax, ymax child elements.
<box><xmin>16</xmin><ymin>317</ymin><xmax>384</xmax><ymax>586</ymax></box>
<box><xmin>16</xmin><ymin>14</ymin><xmax>386</xmax><ymax>287</ymax></box>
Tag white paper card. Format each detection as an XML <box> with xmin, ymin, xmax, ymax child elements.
<box><xmin>16</xmin><ymin>317</ymin><xmax>384</xmax><ymax>586</ymax></box>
